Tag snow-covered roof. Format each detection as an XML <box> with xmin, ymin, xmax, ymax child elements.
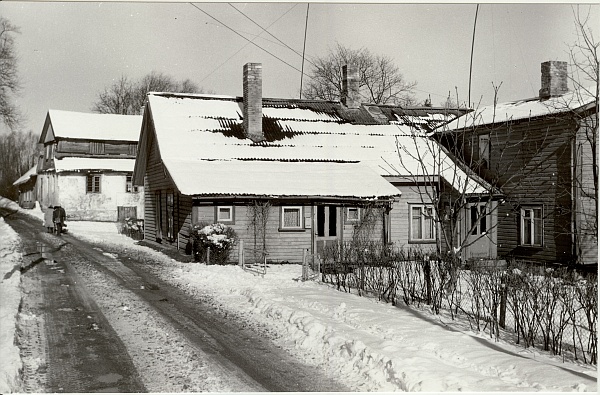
<box><xmin>12</xmin><ymin>166</ymin><xmax>37</xmax><ymax>186</ymax></box>
<box><xmin>45</xmin><ymin>109</ymin><xmax>142</xmax><ymax>142</ymax></box>
<box><xmin>54</xmin><ymin>157</ymin><xmax>135</xmax><ymax>172</ymax></box>
<box><xmin>442</xmin><ymin>87</ymin><xmax>597</xmax><ymax>131</ymax></box>
<box><xmin>164</xmin><ymin>159</ymin><xmax>401</xmax><ymax>198</ymax></box>
<box><xmin>142</xmin><ymin>93</ymin><xmax>490</xmax><ymax>196</ymax></box>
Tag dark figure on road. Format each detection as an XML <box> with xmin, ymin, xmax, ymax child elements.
<box><xmin>44</xmin><ymin>205</ymin><xmax>54</xmax><ymax>233</ymax></box>
<box><xmin>53</xmin><ymin>205</ymin><xmax>66</xmax><ymax>235</ymax></box>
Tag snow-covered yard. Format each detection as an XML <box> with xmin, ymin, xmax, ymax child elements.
<box><xmin>66</xmin><ymin>219</ymin><xmax>597</xmax><ymax>392</ymax></box>
<box><xmin>1</xmin><ymin>199</ymin><xmax>598</xmax><ymax>392</ymax></box>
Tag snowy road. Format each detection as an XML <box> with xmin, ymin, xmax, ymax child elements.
<box><xmin>2</xmin><ymin>208</ymin><xmax>349</xmax><ymax>392</ymax></box>
<box><xmin>2</xmin><ymin>201</ymin><xmax>597</xmax><ymax>392</ymax></box>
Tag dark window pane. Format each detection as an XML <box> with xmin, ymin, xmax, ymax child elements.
<box><xmin>329</xmin><ymin>206</ymin><xmax>337</xmax><ymax>237</ymax></box>
<box><xmin>317</xmin><ymin>206</ymin><xmax>325</xmax><ymax>237</ymax></box>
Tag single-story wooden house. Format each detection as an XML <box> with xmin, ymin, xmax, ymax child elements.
<box><xmin>133</xmin><ymin>63</ymin><xmax>495</xmax><ymax>263</ymax></box>
<box><xmin>438</xmin><ymin>61</ymin><xmax>598</xmax><ymax>266</ymax></box>
<box><xmin>12</xmin><ymin>165</ymin><xmax>37</xmax><ymax>209</ymax></box>
<box><xmin>37</xmin><ymin>109</ymin><xmax>144</xmax><ymax>221</ymax></box>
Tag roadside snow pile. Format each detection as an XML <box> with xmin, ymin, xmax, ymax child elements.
<box><xmin>66</xmin><ymin>222</ymin><xmax>598</xmax><ymax>392</ymax></box>
<box><xmin>0</xmin><ymin>216</ymin><xmax>24</xmax><ymax>393</ymax></box>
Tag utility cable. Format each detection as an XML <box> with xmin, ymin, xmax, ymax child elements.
<box><xmin>198</xmin><ymin>4</ymin><xmax>298</xmax><ymax>84</ymax></box>
<box><xmin>229</xmin><ymin>3</ymin><xmax>316</xmax><ymax>68</ymax></box>
<box><xmin>189</xmin><ymin>2</ymin><xmax>304</xmax><ymax>75</ymax></box>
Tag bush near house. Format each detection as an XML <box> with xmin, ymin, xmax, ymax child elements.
<box><xmin>320</xmin><ymin>241</ymin><xmax>597</xmax><ymax>365</ymax></box>
<box><xmin>190</xmin><ymin>223</ymin><xmax>236</xmax><ymax>265</ymax></box>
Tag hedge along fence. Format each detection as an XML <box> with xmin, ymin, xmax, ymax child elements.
<box><xmin>319</xmin><ymin>241</ymin><xmax>598</xmax><ymax>365</ymax></box>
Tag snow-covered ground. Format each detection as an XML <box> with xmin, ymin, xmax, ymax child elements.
<box><xmin>66</xmin><ymin>220</ymin><xmax>597</xmax><ymax>392</ymax></box>
<box><xmin>2</xmin><ymin>200</ymin><xmax>598</xmax><ymax>392</ymax></box>
<box><xmin>0</xmin><ymin>199</ymin><xmax>24</xmax><ymax>393</ymax></box>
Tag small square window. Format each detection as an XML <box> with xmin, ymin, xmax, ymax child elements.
<box><xmin>345</xmin><ymin>207</ymin><xmax>360</xmax><ymax>223</ymax></box>
<box><xmin>126</xmin><ymin>175</ymin><xmax>138</xmax><ymax>193</ymax></box>
<box><xmin>280</xmin><ymin>206</ymin><xmax>303</xmax><ymax>230</ymax></box>
<box><xmin>215</xmin><ymin>206</ymin><xmax>235</xmax><ymax>224</ymax></box>
<box><xmin>87</xmin><ymin>174</ymin><xmax>101</xmax><ymax>194</ymax></box>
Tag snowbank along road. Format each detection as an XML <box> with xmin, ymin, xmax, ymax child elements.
<box><xmin>2</xmin><ymin>208</ymin><xmax>349</xmax><ymax>392</ymax></box>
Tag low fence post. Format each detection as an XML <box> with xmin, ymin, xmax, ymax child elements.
<box><xmin>206</xmin><ymin>246</ymin><xmax>210</xmax><ymax>265</ymax></box>
<box><xmin>499</xmin><ymin>272</ymin><xmax>507</xmax><ymax>329</ymax></box>
<box><xmin>302</xmin><ymin>249</ymin><xmax>307</xmax><ymax>281</ymax></box>
<box><xmin>238</xmin><ymin>240</ymin><xmax>244</xmax><ymax>267</ymax></box>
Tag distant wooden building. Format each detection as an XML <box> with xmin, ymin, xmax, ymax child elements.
<box><xmin>12</xmin><ymin>165</ymin><xmax>37</xmax><ymax>209</ymax></box>
<box><xmin>438</xmin><ymin>61</ymin><xmax>598</xmax><ymax>266</ymax></box>
<box><xmin>133</xmin><ymin>63</ymin><xmax>493</xmax><ymax>263</ymax></box>
<box><xmin>37</xmin><ymin>110</ymin><xmax>144</xmax><ymax>221</ymax></box>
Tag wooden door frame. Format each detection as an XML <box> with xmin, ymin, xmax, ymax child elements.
<box><xmin>312</xmin><ymin>204</ymin><xmax>342</xmax><ymax>255</ymax></box>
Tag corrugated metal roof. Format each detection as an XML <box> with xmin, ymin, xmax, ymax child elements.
<box><xmin>442</xmin><ymin>87</ymin><xmax>596</xmax><ymax>131</ymax></box>
<box><xmin>146</xmin><ymin>93</ymin><xmax>489</xmax><ymax>195</ymax></box>
<box><xmin>48</xmin><ymin>109</ymin><xmax>142</xmax><ymax>141</ymax></box>
<box><xmin>163</xmin><ymin>159</ymin><xmax>401</xmax><ymax>198</ymax></box>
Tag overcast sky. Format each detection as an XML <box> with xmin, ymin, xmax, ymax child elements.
<box><xmin>1</xmin><ymin>1</ymin><xmax>598</xmax><ymax>135</ymax></box>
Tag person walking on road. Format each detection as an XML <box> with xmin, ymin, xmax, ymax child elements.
<box><xmin>44</xmin><ymin>205</ymin><xmax>55</xmax><ymax>233</ymax></box>
<box><xmin>53</xmin><ymin>204</ymin><xmax>66</xmax><ymax>235</ymax></box>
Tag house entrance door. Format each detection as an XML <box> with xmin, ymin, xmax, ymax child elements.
<box><xmin>464</xmin><ymin>202</ymin><xmax>497</xmax><ymax>260</ymax></box>
<box><xmin>315</xmin><ymin>205</ymin><xmax>339</xmax><ymax>256</ymax></box>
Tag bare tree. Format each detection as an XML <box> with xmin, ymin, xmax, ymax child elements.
<box><xmin>0</xmin><ymin>129</ymin><xmax>40</xmax><ymax>200</ymax></box>
<box><xmin>302</xmin><ymin>43</ymin><xmax>417</xmax><ymax>105</ymax></box>
<box><xmin>566</xmin><ymin>5</ymin><xmax>598</xmax><ymax>263</ymax></box>
<box><xmin>92</xmin><ymin>72</ymin><xmax>204</xmax><ymax>115</ymax></box>
<box><xmin>92</xmin><ymin>75</ymin><xmax>134</xmax><ymax>115</ymax></box>
<box><xmin>0</xmin><ymin>17</ymin><xmax>21</xmax><ymax>130</ymax></box>
<box><xmin>394</xmin><ymin>84</ymin><xmax>562</xmax><ymax>268</ymax></box>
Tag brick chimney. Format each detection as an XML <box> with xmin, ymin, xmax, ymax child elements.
<box><xmin>243</xmin><ymin>63</ymin><xmax>264</xmax><ymax>142</ymax></box>
<box><xmin>342</xmin><ymin>64</ymin><xmax>360</xmax><ymax>109</ymax></box>
<box><xmin>539</xmin><ymin>61</ymin><xmax>568</xmax><ymax>100</ymax></box>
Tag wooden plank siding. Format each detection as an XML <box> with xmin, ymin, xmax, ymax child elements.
<box><xmin>574</xmin><ymin>114</ymin><xmax>598</xmax><ymax>264</ymax></box>
<box><xmin>454</xmin><ymin>116</ymin><xmax>577</xmax><ymax>263</ymax></box>
<box><xmin>142</xmin><ymin>127</ymin><xmax>192</xmax><ymax>246</ymax></box>
<box><xmin>194</xmin><ymin>203</ymin><xmax>313</xmax><ymax>264</ymax></box>
<box><xmin>56</xmin><ymin>140</ymin><xmax>137</xmax><ymax>158</ymax></box>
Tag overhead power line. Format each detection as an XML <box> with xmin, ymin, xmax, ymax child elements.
<box><xmin>189</xmin><ymin>2</ymin><xmax>304</xmax><ymax>75</ymax></box>
<box><xmin>198</xmin><ymin>4</ymin><xmax>298</xmax><ymax>84</ymax></box>
<box><xmin>190</xmin><ymin>2</ymin><xmax>459</xmax><ymax>106</ymax></box>
<box><xmin>229</xmin><ymin>3</ymin><xmax>316</xmax><ymax>68</ymax></box>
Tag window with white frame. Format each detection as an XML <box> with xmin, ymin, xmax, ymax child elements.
<box><xmin>520</xmin><ymin>206</ymin><xmax>543</xmax><ymax>246</ymax></box>
<box><xmin>86</xmin><ymin>174</ymin><xmax>101</xmax><ymax>193</ymax></box>
<box><xmin>215</xmin><ymin>206</ymin><xmax>234</xmax><ymax>224</ymax></box>
<box><xmin>409</xmin><ymin>204</ymin><xmax>435</xmax><ymax>242</ymax></box>
<box><xmin>280</xmin><ymin>206</ymin><xmax>303</xmax><ymax>230</ymax></box>
<box><xmin>345</xmin><ymin>207</ymin><xmax>360</xmax><ymax>223</ymax></box>
<box><xmin>126</xmin><ymin>174</ymin><xmax>138</xmax><ymax>193</ymax></box>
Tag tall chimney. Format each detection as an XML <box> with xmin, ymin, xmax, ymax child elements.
<box><xmin>243</xmin><ymin>63</ymin><xmax>264</xmax><ymax>142</ymax></box>
<box><xmin>539</xmin><ymin>61</ymin><xmax>568</xmax><ymax>100</ymax></box>
<box><xmin>342</xmin><ymin>64</ymin><xmax>360</xmax><ymax>109</ymax></box>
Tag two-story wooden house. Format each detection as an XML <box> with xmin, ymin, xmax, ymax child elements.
<box><xmin>438</xmin><ymin>61</ymin><xmax>598</xmax><ymax>266</ymax></box>
<box><xmin>133</xmin><ymin>63</ymin><xmax>494</xmax><ymax>263</ymax></box>
<box><xmin>37</xmin><ymin>110</ymin><xmax>144</xmax><ymax>221</ymax></box>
